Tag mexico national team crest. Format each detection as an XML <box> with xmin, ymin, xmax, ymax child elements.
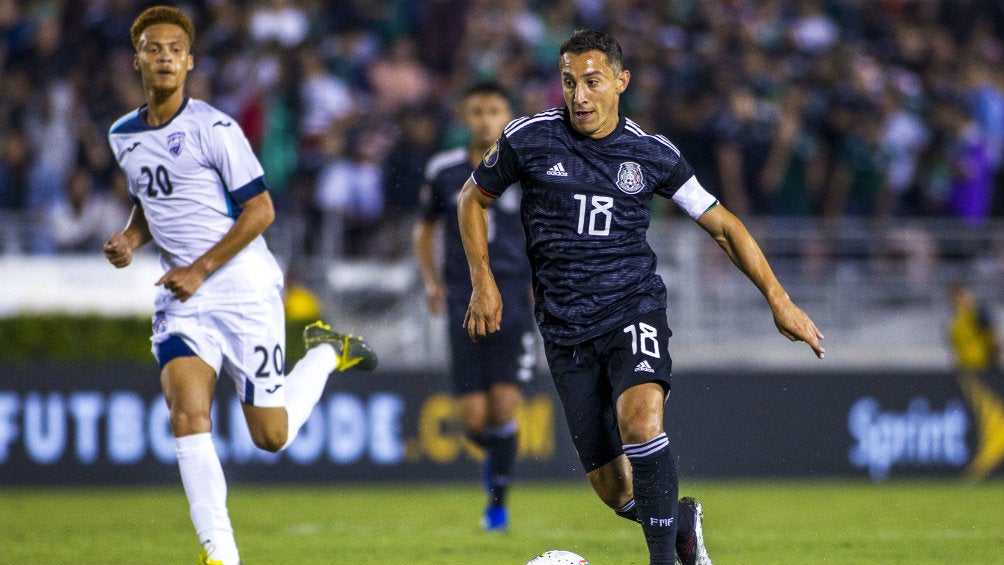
<box><xmin>167</xmin><ymin>131</ymin><xmax>186</xmax><ymax>157</ymax></box>
<box><xmin>616</xmin><ymin>161</ymin><xmax>645</xmax><ymax>194</ymax></box>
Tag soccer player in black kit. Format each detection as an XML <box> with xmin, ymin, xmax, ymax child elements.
<box><xmin>458</xmin><ymin>30</ymin><xmax>825</xmax><ymax>565</ymax></box>
<box><xmin>414</xmin><ymin>83</ymin><xmax>536</xmax><ymax>532</ymax></box>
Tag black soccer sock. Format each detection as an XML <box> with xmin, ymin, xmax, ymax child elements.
<box><xmin>624</xmin><ymin>433</ymin><xmax>679</xmax><ymax>565</ymax></box>
<box><xmin>615</xmin><ymin>498</ymin><xmax>641</xmax><ymax>523</ymax></box>
<box><xmin>482</xmin><ymin>421</ymin><xmax>518</xmax><ymax>507</ymax></box>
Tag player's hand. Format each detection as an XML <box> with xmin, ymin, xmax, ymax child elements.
<box><xmin>772</xmin><ymin>298</ymin><xmax>825</xmax><ymax>359</ymax></box>
<box><xmin>156</xmin><ymin>263</ymin><xmax>208</xmax><ymax>302</ymax></box>
<box><xmin>103</xmin><ymin>232</ymin><xmax>133</xmax><ymax>268</ymax></box>
<box><xmin>464</xmin><ymin>283</ymin><xmax>502</xmax><ymax>341</ymax></box>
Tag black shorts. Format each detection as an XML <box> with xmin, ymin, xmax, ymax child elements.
<box><xmin>544</xmin><ymin>308</ymin><xmax>673</xmax><ymax>472</ymax></box>
<box><xmin>447</xmin><ymin>283</ymin><xmax>537</xmax><ymax>395</ymax></box>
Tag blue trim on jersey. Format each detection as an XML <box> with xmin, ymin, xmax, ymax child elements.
<box><xmin>244</xmin><ymin>381</ymin><xmax>255</xmax><ymax>405</ymax></box>
<box><xmin>230</xmin><ymin>175</ymin><xmax>269</xmax><ymax>205</ymax></box>
<box><xmin>157</xmin><ymin>335</ymin><xmax>197</xmax><ymax>369</ymax></box>
<box><xmin>110</xmin><ymin>98</ymin><xmax>191</xmax><ymax>134</ymax></box>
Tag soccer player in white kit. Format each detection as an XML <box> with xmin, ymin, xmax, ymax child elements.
<box><xmin>102</xmin><ymin>7</ymin><xmax>377</xmax><ymax>565</ymax></box>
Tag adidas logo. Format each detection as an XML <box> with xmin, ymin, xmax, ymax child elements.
<box><xmin>634</xmin><ymin>360</ymin><xmax>654</xmax><ymax>373</ymax></box>
<box><xmin>546</xmin><ymin>162</ymin><xmax>569</xmax><ymax>176</ymax></box>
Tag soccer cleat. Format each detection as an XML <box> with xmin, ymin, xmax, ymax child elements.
<box><xmin>482</xmin><ymin>504</ymin><xmax>509</xmax><ymax>532</ymax></box>
<box><xmin>676</xmin><ymin>497</ymin><xmax>713</xmax><ymax>565</ymax></box>
<box><xmin>196</xmin><ymin>548</ymin><xmax>222</xmax><ymax>565</ymax></box>
<box><xmin>303</xmin><ymin>321</ymin><xmax>378</xmax><ymax>371</ymax></box>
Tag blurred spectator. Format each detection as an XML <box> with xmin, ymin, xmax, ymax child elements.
<box><xmin>931</xmin><ymin>95</ymin><xmax>995</xmax><ymax>225</ymax></box>
<box><xmin>297</xmin><ymin>45</ymin><xmax>355</xmax><ymax>148</ymax></box>
<box><xmin>315</xmin><ymin>126</ymin><xmax>391</xmax><ymax>257</ymax></box>
<box><xmin>366</xmin><ymin>34</ymin><xmax>433</xmax><ymax>114</ymax></box>
<box><xmin>249</xmin><ymin>0</ymin><xmax>309</xmax><ymax>49</ymax></box>
<box><xmin>48</xmin><ymin>166</ymin><xmax>127</xmax><ymax>253</ymax></box>
<box><xmin>0</xmin><ymin>130</ymin><xmax>29</xmax><ymax>253</ymax></box>
<box><xmin>381</xmin><ymin>103</ymin><xmax>444</xmax><ymax>257</ymax></box>
<box><xmin>1</xmin><ymin>0</ymin><xmax>1004</xmax><ymax>262</ymax></box>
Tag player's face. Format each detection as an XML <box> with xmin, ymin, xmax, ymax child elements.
<box><xmin>560</xmin><ymin>50</ymin><xmax>629</xmax><ymax>139</ymax></box>
<box><xmin>134</xmin><ymin>23</ymin><xmax>194</xmax><ymax>100</ymax></box>
<box><xmin>463</xmin><ymin>93</ymin><xmax>513</xmax><ymax>149</ymax></box>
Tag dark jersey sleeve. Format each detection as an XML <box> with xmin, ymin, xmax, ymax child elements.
<box><xmin>471</xmin><ymin>135</ymin><xmax>521</xmax><ymax>198</ymax></box>
<box><xmin>653</xmin><ymin>144</ymin><xmax>697</xmax><ymax>199</ymax></box>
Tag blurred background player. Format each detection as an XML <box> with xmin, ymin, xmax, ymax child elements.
<box><xmin>102</xmin><ymin>7</ymin><xmax>376</xmax><ymax>565</ymax></box>
<box><xmin>458</xmin><ymin>30</ymin><xmax>824</xmax><ymax>565</ymax></box>
<box><xmin>947</xmin><ymin>281</ymin><xmax>1001</xmax><ymax>379</ymax></box>
<box><xmin>414</xmin><ymin>82</ymin><xmax>536</xmax><ymax>531</ymax></box>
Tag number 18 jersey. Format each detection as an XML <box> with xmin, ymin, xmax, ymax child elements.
<box><xmin>471</xmin><ymin>107</ymin><xmax>717</xmax><ymax>345</ymax></box>
<box><xmin>108</xmin><ymin>98</ymin><xmax>282</xmax><ymax>312</ymax></box>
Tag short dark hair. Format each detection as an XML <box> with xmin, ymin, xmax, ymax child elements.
<box><xmin>130</xmin><ymin>5</ymin><xmax>195</xmax><ymax>51</ymax></box>
<box><xmin>463</xmin><ymin>81</ymin><xmax>513</xmax><ymax>104</ymax></box>
<box><xmin>559</xmin><ymin>30</ymin><xmax>623</xmax><ymax>71</ymax></box>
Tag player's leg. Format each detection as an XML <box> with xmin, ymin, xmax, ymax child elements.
<box><xmin>160</xmin><ymin>351</ymin><xmax>242</xmax><ymax>565</ymax></box>
<box><xmin>275</xmin><ymin>320</ymin><xmax>377</xmax><ymax>448</ymax></box>
<box><xmin>480</xmin><ymin>381</ymin><xmax>521</xmax><ymax>530</ymax></box>
<box><xmin>617</xmin><ymin>382</ymin><xmax>679</xmax><ymax>565</ymax></box>
<box><xmin>613</xmin><ymin>310</ymin><xmax>712</xmax><ymax>565</ymax></box>
<box><xmin>545</xmin><ymin>336</ymin><xmax>635</xmax><ymax>511</ymax></box>
<box><xmin>232</xmin><ymin>292</ymin><xmax>373</xmax><ymax>451</ymax></box>
<box><xmin>477</xmin><ymin>307</ymin><xmax>535</xmax><ymax>528</ymax></box>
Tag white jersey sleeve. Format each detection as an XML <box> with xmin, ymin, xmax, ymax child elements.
<box><xmin>108</xmin><ymin>98</ymin><xmax>283</xmax><ymax>312</ymax></box>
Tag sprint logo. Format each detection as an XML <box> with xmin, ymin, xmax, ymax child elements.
<box><xmin>634</xmin><ymin>360</ymin><xmax>654</xmax><ymax>373</ymax></box>
<box><xmin>546</xmin><ymin>162</ymin><xmax>569</xmax><ymax>177</ymax></box>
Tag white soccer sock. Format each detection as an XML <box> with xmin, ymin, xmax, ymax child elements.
<box><xmin>175</xmin><ymin>433</ymin><xmax>240</xmax><ymax>565</ymax></box>
<box><xmin>281</xmin><ymin>343</ymin><xmax>337</xmax><ymax>450</ymax></box>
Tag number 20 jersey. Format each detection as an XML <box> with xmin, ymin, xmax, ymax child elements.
<box><xmin>472</xmin><ymin>107</ymin><xmax>717</xmax><ymax>345</ymax></box>
<box><xmin>108</xmin><ymin>98</ymin><xmax>282</xmax><ymax>312</ymax></box>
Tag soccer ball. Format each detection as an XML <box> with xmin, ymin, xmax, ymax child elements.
<box><xmin>524</xmin><ymin>550</ymin><xmax>590</xmax><ymax>565</ymax></box>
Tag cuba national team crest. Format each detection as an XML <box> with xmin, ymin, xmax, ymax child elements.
<box><xmin>616</xmin><ymin>161</ymin><xmax>645</xmax><ymax>194</ymax></box>
<box><xmin>167</xmin><ymin>131</ymin><xmax>186</xmax><ymax>157</ymax></box>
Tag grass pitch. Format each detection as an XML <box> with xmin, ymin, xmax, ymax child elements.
<box><xmin>1</xmin><ymin>479</ymin><xmax>1001</xmax><ymax>564</ymax></box>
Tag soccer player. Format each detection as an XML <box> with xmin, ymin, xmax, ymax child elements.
<box><xmin>458</xmin><ymin>30</ymin><xmax>825</xmax><ymax>565</ymax></box>
<box><xmin>413</xmin><ymin>82</ymin><xmax>536</xmax><ymax>531</ymax></box>
<box><xmin>102</xmin><ymin>7</ymin><xmax>377</xmax><ymax>565</ymax></box>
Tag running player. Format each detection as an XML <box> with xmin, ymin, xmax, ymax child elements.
<box><xmin>458</xmin><ymin>30</ymin><xmax>825</xmax><ymax>565</ymax></box>
<box><xmin>102</xmin><ymin>7</ymin><xmax>376</xmax><ymax>565</ymax></box>
<box><xmin>414</xmin><ymin>82</ymin><xmax>536</xmax><ymax>531</ymax></box>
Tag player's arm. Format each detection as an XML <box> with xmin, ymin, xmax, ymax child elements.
<box><xmin>157</xmin><ymin>190</ymin><xmax>275</xmax><ymax>302</ymax></box>
<box><xmin>457</xmin><ymin>177</ymin><xmax>502</xmax><ymax>340</ymax></box>
<box><xmin>103</xmin><ymin>203</ymin><xmax>153</xmax><ymax>268</ymax></box>
<box><xmin>695</xmin><ymin>204</ymin><xmax>825</xmax><ymax>358</ymax></box>
<box><xmin>413</xmin><ymin>218</ymin><xmax>445</xmax><ymax>316</ymax></box>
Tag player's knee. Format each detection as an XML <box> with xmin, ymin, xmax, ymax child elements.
<box><xmin>248</xmin><ymin>424</ymin><xmax>287</xmax><ymax>453</ymax></box>
<box><xmin>169</xmin><ymin>408</ymin><xmax>212</xmax><ymax>437</ymax></box>
<box><xmin>618</xmin><ymin>419</ymin><xmax>663</xmax><ymax>446</ymax></box>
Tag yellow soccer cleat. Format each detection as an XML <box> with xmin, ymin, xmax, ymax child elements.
<box><xmin>197</xmin><ymin>548</ymin><xmax>223</xmax><ymax>565</ymax></box>
<box><xmin>303</xmin><ymin>321</ymin><xmax>378</xmax><ymax>371</ymax></box>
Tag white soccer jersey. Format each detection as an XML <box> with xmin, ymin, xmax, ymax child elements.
<box><xmin>109</xmin><ymin>98</ymin><xmax>282</xmax><ymax>312</ymax></box>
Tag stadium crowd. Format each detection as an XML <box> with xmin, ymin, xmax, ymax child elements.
<box><xmin>2</xmin><ymin>0</ymin><xmax>1004</xmax><ymax>258</ymax></box>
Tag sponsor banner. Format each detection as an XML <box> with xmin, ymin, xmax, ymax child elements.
<box><xmin>0</xmin><ymin>363</ymin><xmax>579</xmax><ymax>484</ymax></box>
<box><xmin>2</xmin><ymin>365</ymin><xmax>1002</xmax><ymax>483</ymax></box>
<box><xmin>667</xmin><ymin>369</ymin><xmax>1003</xmax><ymax>481</ymax></box>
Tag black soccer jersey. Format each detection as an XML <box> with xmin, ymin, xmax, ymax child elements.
<box><xmin>472</xmin><ymin>107</ymin><xmax>714</xmax><ymax>345</ymax></box>
<box><xmin>419</xmin><ymin>147</ymin><xmax>530</xmax><ymax>299</ymax></box>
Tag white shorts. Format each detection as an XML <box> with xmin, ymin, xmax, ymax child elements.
<box><xmin>151</xmin><ymin>290</ymin><xmax>287</xmax><ymax>408</ymax></box>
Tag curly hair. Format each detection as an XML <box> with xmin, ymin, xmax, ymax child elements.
<box><xmin>559</xmin><ymin>30</ymin><xmax>623</xmax><ymax>71</ymax></box>
<box><xmin>130</xmin><ymin>5</ymin><xmax>195</xmax><ymax>51</ymax></box>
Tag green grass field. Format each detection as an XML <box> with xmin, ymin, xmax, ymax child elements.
<box><xmin>2</xmin><ymin>479</ymin><xmax>1001</xmax><ymax>564</ymax></box>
